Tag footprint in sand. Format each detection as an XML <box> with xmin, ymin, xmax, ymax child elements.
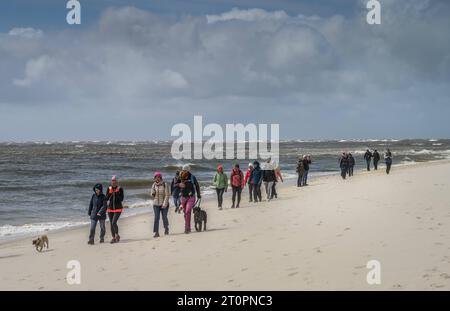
<box><xmin>288</xmin><ymin>272</ymin><xmax>299</xmax><ymax>277</ymax></box>
<box><xmin>344</xmin><ymin>227</ymin><xmax>351</xmax><ymax>231</ymax></box>
<box><xmin>440</xmin><ymin>273</ymin><xmax>450</xmax><ymax>279</ymax></box>
<box><xmin>392</xmin><ymin>284</ymin><xmax>402</xmax><ymax>289</ymax></box>
<box><xmin>240</xmin><ymin>239</ymin><xmax>248</xmax><ymax>243</ymax></box>
<box><xmin>241</xmin><ymin>267</ymin><xmax>248</xmax><ymax>272</ymax></box>
<box><xmin>227</xmin><ymin>279</ymin><xmax>234</xmax><ymax>283</ymax></box>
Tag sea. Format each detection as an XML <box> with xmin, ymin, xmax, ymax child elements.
<box><xmin>0</xmin><ymin>139</ymin><xmax>449</xmax><ymax>240</ymax></box>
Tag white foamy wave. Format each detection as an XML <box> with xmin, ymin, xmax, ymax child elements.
<box><xmin>0</xmin><ymin>221</ymin><xmax>87</xmax><ymax>239</ymax></box>
<box><xmin>432</xmin><ymin>143</ymin><xmax>442</xmax><ymax>146</ymax></box>
<box><xmin>126</xmin><ymin>201</ymin><xmax>151</xmax><ymax>209</ymax></box>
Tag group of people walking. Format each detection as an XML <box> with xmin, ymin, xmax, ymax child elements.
<box><xmin>211</xmin><ymin>160</ymin><xmax>283</xmax><ymax>210</ymax></box>
<box><xmin>339</xmin><ymin>148</ymin><xmax>393</xmax><ymax>180</ymax></box>
<box><xmin>87</xmin><ymin>149</ymin><xmax>393</xmax><ymax>244</ymax></box>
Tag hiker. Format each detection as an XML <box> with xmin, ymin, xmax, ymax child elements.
<box><xmin>384</xmin><ymin>149</ymin><xmax>393</xmax><ymax>174</ymax></box>
<box><xmin>230</xmin><ymin>164</ymin><xmax>244</xmax><ymax>208</ymax></box>
<box><xmin>251</xmin><ymin>160</ymin><xmax>263</xmax><ymax>202</ymax></box>
<box><xmin>364</xmin><ymin>149</ymin><xmax>372</xmax><ymax>171</ymax></box>
<box><xmin>302</xmin><ymin>155</ymin><xmax>312</xmax><ymax>186</ymax></box>
<box><xmin>373</xmin><ymin>150</ymin><xmax>381</xmax><ymax>170</ymax></box>
<box><xmin>273</xmin><ymin>164</ymin><xmax>283</xmax><ymax>198</ymax></box>
<box><xmin>106</xmin><ymin>176</ymin><xmax>124</xmax><ymax>244</ymax></box>
<box><xmin>170</xmin><ymin>171</ymin><xmax>181</xmax><ymax>213</ymax></box>
<box><xmin>296</xmin><ymin>157</ymin><xmax>305</xmax><ymax>187</ymax></box>
<box><xmin>348</xmin><ymin>153</ymin><xmax>355</xmax><ymax>177</ymax></box>
<box><xmin>339</xmin><ymin>153</ymin><xmax>349</xmax><ymax>179</ymax></box>
<box><xmin>151</xmin><ymin>171</ymin><xmax>170</xmax><ymax>238</ymax></box>
<box><xmin>87</xmin><ymin>183</ymin><xmax>108</xmax><ymax>245</ymax></box>
<box><xmin>243</xmin><ymin>163</ymin><xmax>254</xmax><ymax>202</ymax></box>
<box><xmin>178</xmin><ymin>165</ymin><xmax>201</xmax><ymax>234</ymax></box>
<box><xmin>262</xmin><ymin>160</ymin><xmax>276</xmax><ymax>200</ymax></box>
<box><xmin>213</xmin><ymin>164</ymin><xmax>228</xmax><ymax>210</ymax></box>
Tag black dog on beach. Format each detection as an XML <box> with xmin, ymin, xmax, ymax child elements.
<box><xmin>193</xmin><ymin>200</ymin><xmax>207</xmax><ymax>232</ymax></box>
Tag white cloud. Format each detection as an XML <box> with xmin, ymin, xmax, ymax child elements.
<box><xmin>8</xmin><ymin>27</ymin><xmax>43</xmax><ymax>39</ymax></box>
<box><xmin>206</xmin><ymin>8</ymin><xmax>288</xmax><ymax>23</ymax></box>
<box><xmin>13</xmin><ymin>55</ymin><xmax>53</xmax><ymax>87</ymax></box>
<box><xmin>1</xmin><ymin>4</ymin><xmax>450</xmax><ymax>139</ymax></box>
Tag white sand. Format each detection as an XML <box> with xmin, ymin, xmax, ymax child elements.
<box><xmin>1</xmin><ymin>161</ymin><xmax>450</xmax><ymax>290</ymax></box>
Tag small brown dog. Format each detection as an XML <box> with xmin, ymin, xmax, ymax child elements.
<box><xmin>32</xmin><ymin>235</ymin><xmax>49</xmax><ymax>252</ymax></box>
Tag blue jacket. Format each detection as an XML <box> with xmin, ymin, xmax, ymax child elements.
<box><xmin>251</xmin><ymin>161</ymin><xmax>263</xmax><ymax>185</ymax></box>
<box><xmin>88</xmin><ymin>184</ymin><xmax>108</xmax><ymax>220</ymax></box>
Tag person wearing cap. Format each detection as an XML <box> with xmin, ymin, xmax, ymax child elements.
<box><xmin>177</xmin><ymin>165</ymin><xmax>201</xmax><ymax>234</ymax></box>
<box><xmin>243</xmin><ymin>163</ymin><xmax>254</xmax><ymax>202</ymax></box>
<box><xmin>212</xmin><ymin>164</ymin><xmax>228</xmax><ymax>210</ymax></box>
<box><xmin>151</xmin><ymin>171</ymin><xmax>170</xmax><ymax>238</ymax></box>
<box><xmin>106</xmin><ymin>175</ymin><xmax>124</xmax><ymax>243</ymax></box>
<box><xmin>87</xmin><ymin>183</ymin><xmax>108</xmax><ymax>245</ymax></box>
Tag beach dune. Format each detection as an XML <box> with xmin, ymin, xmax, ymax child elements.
<box><xmin>1</xmin><ymin>161</ymin><xmax>450</xmax><ymax>290</ymax></box>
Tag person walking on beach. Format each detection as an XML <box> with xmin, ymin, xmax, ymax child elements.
<box><xmin>178</xmin><ymin>165</ymin><xmax>201</xmax><ymax>234</ymax></box>
<box><xmin>373</xmin><ymin>150</ymin><xmax>380</xmax><ymax>170</ymax></box>
<box><xmin>151</xmin><ymin>171</ymin><xmax>170</xmax><ymax>238</ymax></box>
<box><xmin>251</xmin><ymin>160</ymin><xmax>263</xmax><ymax>203</ymax></box>
<box><xmin>339</xmin><ymin>153</ymin><xmax>349</xmax><ymax>179</ymax></box>
<box><xmin>296</xmin><ymin>157</ymin><xmax>305</xmax><ymax>187</ymax></box>
<box><xmin>106</xmin><ymin>176</ymin><xmax>124</xmax><ymax>244</ymax></box>
<box><xmin>273</xmin><ymin>164</ymin><xmax>283</xmax><ymax>198</ymax></box>
<box><xmin>348</xmin><ymin>153</ymin><xmax>355</xmax><ymax>177</ymax></box>
<box><xmin>230</xmin><ymin>164</ymin><xmax>244</xmax><ymax>208</ymax></box>
<box><xmin>262</xmin><ymin>160</ymin><xmax>276</xmax><ymax>201</ymax></box>
<box><xmin>243</xmin><ymin>163</ymin><xmax>254</xmax><ymax>202</ymax></box>
<box><xmin>302</xmin><ymin>155</ymin><xmax>312</xmax><ymax>186</ymax></box>
<box><xmin>170</xmin><ymin>171</ymin><xmax>181</xmax><ymax>213</ymax></box>
<box><xmin>384</xmin><ymin>149</ymin><xmax>393</xmax><ymax>175</ymax></box>
<box><xmin>364</xmin><ymin>149</ymin><xmax>372</xmax><ymax>171</ymax></box>
<box><xmin>87</xmin><ymin>183</ymin><xmax>108</xmax><ymax>245</ymax></box>
<box><xmin>213</xmin><ymin>164</ymin><xmax>227</xmax><ymax>210</ymax></box>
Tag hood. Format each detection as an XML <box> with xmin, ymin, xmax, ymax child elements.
<box><xmin>232</xmin><ymin>167</ymin><xmax>240</xmax><ymax>174</ymax></box>
<box><xmin>93</xmin><ymin>183</ymin><xmax>103</xmax><ymax>193</ymax></box>
<box><xmin>253</xmin><ymin>160</ymin><xmax>260</xmax><ymax>168</ymax></box>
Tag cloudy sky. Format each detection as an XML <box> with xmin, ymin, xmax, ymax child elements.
<box><xmin>0</xmin><ymin>0</ymin><xmax>449</xmax><ymax>141</ymax></box>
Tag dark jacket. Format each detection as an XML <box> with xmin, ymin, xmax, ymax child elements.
<box><xmin>106</xmin><ymin>185</ymin><xmax>124</xmax><ymax>210</ymax></box>
<box><xmin>88</xmin><ymin>184</ymin><xmax>108</xmax><ymax>220</ymax></box>
<box><xmin>178</xmin><ymin>172</ymin><xmax>201</xmax><ymax>198</ymax></box>
<box><xmin>262</xmin><ymin>169</ymin><xmax>276</xmax><ymax>182</ymax></box>
<box><xmin>348</xmin><ymin>155</ymin><xmax>355</xmax><ymax>166</ymax></box>
<box><xmin>339</xmin><ymin>156</ymin><xmax>349</xmax><ymax>169</ymax></box>
<box><xmin>251</xmin><ymin>161</ymin><xmax>263</xmax><ymax>185</ymax></box>
<box><xmin>302</xmin><ymin>158</ymin><xmax>311</xmax><ymax>171</ymax></box>
<box><xmin>171</xmin><ymin>174</ymin><xmax>181</xmax><ymax>197</ymax></box>
<box><xmin>373</xmin><ymin>151</ymin><xmax>380</xmax><ymax>162</ymax></box>
<box><xmin>296</xmin><ymin>161</ymin><xmax>305</xmax><ymax>174</ymax></box>
<box><xmin>364</xmin><ymin>151</ymin><xmax>372</xmax><ymax>161</ymax></box>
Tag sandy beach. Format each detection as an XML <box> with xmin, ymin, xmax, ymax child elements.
<box><xmin>1</xmin><ymin>161</ymin><xmax>450</xmax><ymax>291</ymax></box>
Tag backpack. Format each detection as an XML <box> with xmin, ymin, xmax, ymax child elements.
<box><xmin>231</xmin><ymin>170</ymin><xmax>242</xmax><ymax>187</ymax></box>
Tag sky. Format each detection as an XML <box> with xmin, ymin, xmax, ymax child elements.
<box><xmin>0</xmin><ymin>0</ymin><xmax>449</xmax><ymax>141</ymax></box>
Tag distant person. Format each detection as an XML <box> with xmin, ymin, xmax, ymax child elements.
<box><xmin>178</xmin><ymin>165</ymin><xmax>201</xmax><ymax>234</ymax></box>
<box><xmin>302</xmin><ymin>155</ymin><xmax>312</xmax><ymax>186</ymax></box>
<box><xmin>347</xmin><ymin>153</ymin><xmax>355</xmax><ymax>177</ymax></box>
<box><xmin>213</xmin><ymin>164</ymin><xmax>227</xmax><ymax>210</ymax></box>
<box><xmin>339</xmin><ymin>153</ymin><xmax>349</xmax><ymax>179</ymax></box>
<box><xmin>251</xmin><ymin>161</ymin><xmax>263</xmax><ymax>202</ymax></box>
<box><xmin>273</xmin><ymin>164</ymin><xmax>283</xmax><ymax>198</ymax></box>
<box><xmin>230</xmin><ymin>164</ymin><xmax>244</xmax><ymax>208</ymax></box>
<box><xmin>296</xmin><ymin>157</ymin><xmax>305</xmax><ymax>187</ymax></box>
<box><xmin>87</xmin><ymin>183</ymin><xmax>107</xmax><ymax>245</ymax></box>
<box><xmin>373</xmin><ymin>150</ymin><xmax>380</xmax><ymax>170</ymax></box>
<box><xmin>384</xmin><ymin>149</ymin><xmax>393</xmax><ymax>174</ymax></box>
<box><xmin>364</xmin><ymin>149</ymin><xmax>372</xmax><ymax>171</ymax></box>
<box><xmin>262</xmin><ymin>159</ymin><xmax>276</xmax><ymax>200</ymax></box>
<box><xmin>151</xmin><ymin>172</ymin><xmax>170</xmax><ymax>238</ymax></box>
<box><xmin>243</xmin><ymin>163</ymin><xmax>254</xmax><ymax>202</ymax></box>
<box><xmin>170</xmin><ymin>171</ymin><xmax>181</xmax><ymax>213</ymax></box>
<box><xmin>106</xmin><ymin>176</ymin><xmax>124</xmax><ymax>244</ymax></box>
